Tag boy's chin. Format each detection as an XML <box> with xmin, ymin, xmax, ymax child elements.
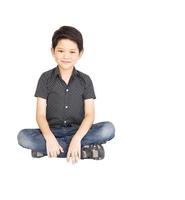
<box><xmin>59</xmin><ymin>64</ymin><xmax>74</xmax><ymax>70</ymax></box>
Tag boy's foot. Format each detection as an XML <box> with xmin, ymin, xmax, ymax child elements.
<box><xmin>81</xmin><ymin>144</ymin><xmax>105</xmax><ymax>160</ymax></box>
<box><xmin>31</xmin><ymin>150</ymin><xmax>46</xmax><ymax>158</ymax></box>
<box><xmin>31</xmin><ymin>145</ymin><xmax>105</xmax><ymax>160</ymax></box>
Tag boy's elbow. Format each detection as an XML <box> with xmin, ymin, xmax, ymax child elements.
<box><xmin>36</xmin><ymin>114</ymin><xmax>46</xmax><ymax>123</ymax></box>
<box><xmin>85</xmin><ymin>113</ymin><xmax>95</xmax><ymax>123</ymax></box>
<box><xmin>36</xmin><ymin>115</ymin><xmax>40</xmax><ymax>124</ymax></box>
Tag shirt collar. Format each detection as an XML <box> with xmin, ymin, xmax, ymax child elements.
<box><xmin>54</xmin><ymin>65</ymin><xmax>78</xmax><ymax>79</ymax></box>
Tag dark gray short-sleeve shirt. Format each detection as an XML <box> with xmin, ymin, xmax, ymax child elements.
<box><xmin>35</xmin><ymin>66</ymin><xmax>96</xmax><ymax>128</ymax></box>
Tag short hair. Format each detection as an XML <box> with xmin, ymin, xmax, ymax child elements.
<box><xmin>52</xmin><ymin>26</ymin><xmax>83</xmax><ymax>52</ymax></box>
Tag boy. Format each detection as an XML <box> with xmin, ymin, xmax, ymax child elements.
<box><xmin>17</xmin><ymin>26</ymin><xmax>115</xmax><ymax>163</ymax></box>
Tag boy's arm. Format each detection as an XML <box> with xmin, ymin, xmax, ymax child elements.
<box><xmin>73</xmin><ymin>98</ymin><xmax>95</xmax><ymax>140</ymax></box>
<box><xmin>36</xmin><ymin>97</ymin><xmax>53</xmax><ymax>140</ymax></box>
<box><xmin>67</xmin><ymin>99</ymin><xmax>95</xmax><ymax>163</ymax></box>
<box><xmin>36</xmin><ymin>97</ymin><xmax>64</xmax><ymax>157</ymax></box>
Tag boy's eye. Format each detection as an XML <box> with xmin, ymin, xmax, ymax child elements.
<box><xmin>58</xmin><ymin>51</ymin><xmax>76</xmax><ymax>53</ymax></box>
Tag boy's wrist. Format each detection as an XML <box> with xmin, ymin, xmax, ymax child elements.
<box><xmin>73</xmin><ymin>134</ymin><xmax>82</xmax><ymax>142</ymax></box>
<box><xmin>44</xmin><ymin>132</ymin><xmax>55</xmax><ymax>141</ymax></box>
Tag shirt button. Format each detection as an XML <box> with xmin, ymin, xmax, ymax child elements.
<box><xmin>64</xmin><ymin>120</ymin><xmax>67</xmax><ymax>124</ymax></box>
<box><xmin>65</xmin><ymin>105</ymin><xmax>68</xmax><ymax>109</ymax></box>
<box><xmin>66</xmin><ymin>88</ymin><xmax>69</xmax><ymax>92</ymax></box>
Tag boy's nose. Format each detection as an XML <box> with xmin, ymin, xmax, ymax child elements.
<box><xmin>63</xmin><ymin>53</ymin><xmax>70</xmax><ymax>58</ymax></box>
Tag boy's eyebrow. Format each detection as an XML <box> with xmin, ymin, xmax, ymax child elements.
<box><xmin>57</xmin><ymin>48</ymin><xmax>77</xmax><ymax>51</ymax></box>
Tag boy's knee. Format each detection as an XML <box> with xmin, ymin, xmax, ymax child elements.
<box><xmin>101</xmin><ymin>121</ymin><xmax>115</xmax><ymax>141</ymax></box>
<box><xmin>17</xmin><ymin>129</ymin><xmax>32</xmax><ymax>149</ymax></box>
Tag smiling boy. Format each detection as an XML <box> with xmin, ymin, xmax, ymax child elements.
<box><xmin>17</xmin><ymin>26</ymin><xmax>115</xmax><ymax>163</ymax></box>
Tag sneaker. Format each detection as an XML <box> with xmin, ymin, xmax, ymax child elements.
<box><xmin>31</xmin><ymin>150</ymin><xmax>46</xmax><ymax>158</ymax></box>
<box><xmin>81</xmin><ymin>144</ymin><xmax>105</xmax><ymax>160</ymax></box>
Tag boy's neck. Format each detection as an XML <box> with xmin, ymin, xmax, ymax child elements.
<box><xmin>58</xmin><ymin>65</ymin><xmax>74</xmax><ymax>77</ymax></box>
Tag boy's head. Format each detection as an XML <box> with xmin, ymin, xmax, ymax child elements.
<box><xmin>51</xmin><ymin>26</ymin><xmax>84</xmax><ymax>70</ymax></box>
<box><xmin>52</xmin><ymin>26</ymin><xmax>83</xmax><ymax>53</ymax></box>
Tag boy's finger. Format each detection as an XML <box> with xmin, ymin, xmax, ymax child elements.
<box><xmin>72</xmin><ymin>155</ymin><xmax>76</xmax><ymax>164</ymax></box>
<box><xmin>72</xmin><ymin>153</ymin><xmax>78</xmax><ymax>164</ymax></box>
<box><xmin>78</xmin><ymin>149</ymin><xmax>81</xmax><ymax>159</ymax></box>
<box><xmin>51</xmin><ymin>152</ymin><xmax>56</xmax><ymax>157</ymax></box>
<box><xmin>75</xmin><ymin>155</ymin><xmax>78</xmax><ymax>163</ymax></box>
<box><xmin>67</xmin><ymin>151</ymin><xmax>71</xmax><ymax>162</ymax></box>
<box><xmin>59</xmin><ymin>146</ymin><xmax>64</xmax><ymax>152</ymax></box>
<box><xmin>57</xmin><ymin>150</ymin><xmax>60</xmax><ymax>155</ymax></box>
<box><xmin>48</xmin><ymin>152</ymin><xmax>52</xmax><ymax>158</ymax></box>
<box><xmin>54</xmin><ymin>152</ymin><xmax>57</xmax><ymax>157</ymax></box>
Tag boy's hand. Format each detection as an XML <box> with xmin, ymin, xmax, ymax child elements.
<box><xmin>67</xmin><ymin>136</ymin><xmax>81</xmax><ymax>164</ymax></box>
<box><xmin>46</xmin><ymin>135</ymin><xmax>64</xmax><ymax>157</ymax></box>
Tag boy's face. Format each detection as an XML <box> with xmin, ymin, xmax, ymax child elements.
<box><xmin>51</xmin><ymin>39</ymin><xmax>83</xmax><ymax>70</ymax></box>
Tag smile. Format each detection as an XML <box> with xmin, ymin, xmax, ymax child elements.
<box><xmin>61</xmin><ymin>60</ymin><xmax>71</xmax><ymax>64</ymax></box>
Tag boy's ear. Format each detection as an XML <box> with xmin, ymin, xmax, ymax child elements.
<box><xmin>79</xmin><ymin>50</ymin><xmax>84</xmax><ymax>58</ymax></box>
<box><xmin>51</xmin><ymin>48</ymin><xmax>55</xmax><ymax>56</ymax></box>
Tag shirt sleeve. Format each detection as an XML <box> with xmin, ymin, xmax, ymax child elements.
<box><xmin>34</xmin><ymin>73</ymin><xmax>48</xmax><ymax>99</ymax></box>
<box><xmin>83</xmin><ymin>76</ymin><xmax>96</xmax><ymax>100</ymax></box>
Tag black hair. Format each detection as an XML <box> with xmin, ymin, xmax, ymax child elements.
<box><xmin>52</xmin><ymin>26</ymin><xmax>83</xmax><ymax>52</ymax></box>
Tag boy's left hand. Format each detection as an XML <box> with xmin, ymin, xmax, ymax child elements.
<box><xmin>67</xmin><ymin>136</ymin><xmax>81</xmax><ymax>164</ymax></box>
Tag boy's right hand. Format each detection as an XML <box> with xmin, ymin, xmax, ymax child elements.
<box><xmin>45</xmin><ymin>135</ymin><xmax>64</xmax><ymax>157</ymax></box>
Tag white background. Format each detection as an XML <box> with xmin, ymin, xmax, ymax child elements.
<box><xmin>0</xmin><ymin>0</ymin><xmax>185</xmax><ymax>199</ymax></box>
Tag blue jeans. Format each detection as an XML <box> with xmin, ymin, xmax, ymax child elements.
<box><xmin>17</xmin><ymin>121</ymin><xmax>115</xmax><ymax>157</ymax></box>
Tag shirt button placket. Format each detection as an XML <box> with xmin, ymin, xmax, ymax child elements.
<box><xmin>64</xmin><ymin>87</ymin><xmax>69</xmax><ymax>127</ymax></box>
<box><xmin>65</xmin><ymin>88</ymin><xmax>69</xmax><ymax>110</ymax></box>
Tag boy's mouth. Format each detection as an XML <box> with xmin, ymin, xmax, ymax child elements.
<box><xmin>61</xmin><ymin>60</ymin><xmax>71</xmax><ymax>64</ymax></box>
